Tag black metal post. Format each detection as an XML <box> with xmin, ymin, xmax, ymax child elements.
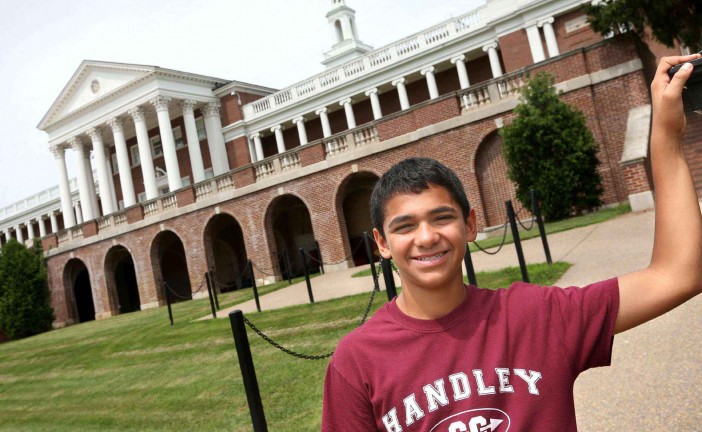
<box><xmin>506</xmin><ymin>200</ymin><xmax>530</xmax><ymax>283</ymax></box>
<box><xmin>299</xmin><ymin>248</ymin><xmax>315</xmax><ymax>303</ymax></box>
<box><xmin>229</xmin><ymin>310</ymin><xmax>268</xmax><ymax>432</ymax></box>
<box><xmin>380</xmin><ymin>258</ymin><xmax>397</xmax><ymax>301</ymax></box>
<box><xmin>164</xmin><ymin>282</ymin><xmax>173</xmax><ymax>326</ymax></box>
<box><xmin>463</xmin><ymin>246</ymin><xmax>477</xmax><ymax>286</ymax></box>
<box><xmin>531</xmin><ymin>189</ymin><xmax>552</xmax><ymax>265</ymax></box>
<box><xmin>205</xmin><ymin>271</ymin><xmax>217</xmax><ymax>319</ymax></box>
<box><xmin>314</xmin><ymin>240</ymin><xmax>325</xmax><ymax>274</ymax></box>
<box><xmin>248</xmin><ymin>260</ymin><xmax>261</xmax><ymax>312</ymax></box>
<box><xmin>283</xmin><ymin>250</ymin><xmax>293</xmax><ymax>285</ymax></box>
<box><xmin>363</xmin><ymin>231</ymin><xmax>380</xmax><ymax>292</ymax></box>
<box><xmin>210</xmin><ymin>269</ymin><xmax>220</xmax><ymax>310</ymax></box>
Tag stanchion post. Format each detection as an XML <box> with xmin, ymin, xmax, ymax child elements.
<box><xmin>380</xmin><ymin>258</ymin><xmax>397</xmax><ymax>301</ymax></box>
<box><xmin>299</xmin><ymin>248</ymin><xmax>315</xmax><ymax>303</ymax></box>
<box><xmin>209</xmin><ymin>269</ymin><xmax>220</xmax><ymax>310</ymax></box>
<box><xmin>229</xmin><ymin>310</ymin><xmax>268</xmax><ymax>432</ymax></box>
<box><xmin>506</xmin><ymin>200</ymin><xmax>530</xmax><ymax>283</ymax></box>
<box><xmin>205</xmin><ymin>271</ymin><xmax>217</xmax><ymax>319</ymax></box>
<box><xmin>248</xmin><ymin>260</ymin><xmax>262</xmax><ymax>312</ymax></box>
<box><xmin>463</xmin><ymin>246</ymin><xmax>477</xmax><ymax>286</ymax></box>
<box><xmin>531</xmin><ymin>189</ymin><xmax>552</xmax><ymax>265</ymax></box>
<box><xmin>363</xmin><ymin>231</ymin><xmax>380</xmax><ymax>292</ymax></box>
<box><xmin>314</xmin><ymin>240</ymin><xmax>325</xmax><ymax>274</ymax></box>
<box><xmin>163</xmin><ymin>282</ymin><xmax>174</xmax><ymax>326</ymax></box>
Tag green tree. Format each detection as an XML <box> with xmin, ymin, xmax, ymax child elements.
<box><xmin>0</xmin><ymin>239</ymin><xmax>54</xmax><ymax>340</ymax></box>
<box><xmin>501</xmin><ymin>72</ymin><xmax>603</xmax><ymax>221</ymax></box>
<box><xmin>586</xmin><ymin>0</ymin><xmax>702</xmax><ymax>49</ymax></box>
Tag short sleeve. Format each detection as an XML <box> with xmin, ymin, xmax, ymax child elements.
<box><xmin>322</xmin><ymin>361</ymin><xmax>377</xmax><ymax>431</ymax></box>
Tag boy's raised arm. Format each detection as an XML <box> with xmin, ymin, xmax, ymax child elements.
<box><xmin>616</xmin><ymin>54</ymin><xmax>702</xmax><ymax>334</ymax></box>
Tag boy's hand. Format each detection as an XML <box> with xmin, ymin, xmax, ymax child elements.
<box><xmin>651</xmin><ymin>53</ymin><xmax>701</xmax><ymax>139</ymax></box>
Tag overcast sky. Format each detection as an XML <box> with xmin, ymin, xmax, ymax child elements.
<box><xmin>0</xmin><ymin>0</ymin><xmax>485</xmax><ymax>209</ymax></box>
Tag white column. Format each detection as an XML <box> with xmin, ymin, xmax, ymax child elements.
<box><xmin>293</xmin><ymin>117</ymin><xmax>308</xmax><ymax>145</ymax></box>
<box><xmin>483</xmin><ymin>42</ymin><xmax>504</xmax><ymax>78</ymax></box>
<box><xmin>271</xmin><ymin>125</ymin><xmax>286</xmax><ymax>154</ymax></box>
<box><xmin>525</xmin><ymin>24</ymin><xmax>546</xmax><ymax>63</ymax></box>
<box><xmin>316</xmin><ymin>107</ymin><xmax>332</xmax><ymax>138</ymax></box>
<box><xmin>128</xmin><ymin>106</ymin><xmax>159</xmax><ymax>200</ymax></box>
<box><xmin>50</xmin><ymin>146</ymin><xmax>76</xmax><ymax>228</ymax></box>
<box><xmin>202</xmin><ymin>102</ymin><xmax>230</xmax><ymax>176</ymax></box>
<box><xmin>69</xmin><ymin>137</ymin><xmax>95</xmax><ymax>222</ymax></box>
<box><xmin>87</xmin><ymin>127</ymin><xmax>114</xmax><ymax>215</ymax></box>
<box><xmin>181</xmin><ymin>100</ymin><xmax>206</xmax><ymax>183</ymax></box>
<box><xmin>26</xmin><ymin>221</ymin><xmax>35</xmax><ymax>240</ymax></box>
<box><xmin>421</xmin><ymin>66</ymin><xmax>439</xmax><ymax>100</ymax></box>
<box><xmin>150</xmin><ymin>96</ymin><xmax>182</xmax><ymax>192</ymax></box>
<box><xmin>83</xmin><ymin>149</ymin><xmax>100</xmax><ymax>218</ymax></box>
<box><xmin>105</xmin><ymin>155</ymin><xmax>118</xmax><ymax>211</ymax></box>
<box><xmin>50</xmin><ymin>212</ymin><xmax>58</xmax><ymax>233</ymax></box>
<box><xmin>392</xmin><ymin>78</ymin><xmax>410</xmax><ymax>110</ymax></box>
<box><xmin>539</xmin><ymin>17</ymin><xmax>559</xmax><ymax>58</ymax></box>
<box><xmin>340</xmin><ymin>98</ymin><xmax>356</xmax><ymax>129</ymax></box>
<box><xmin>365</xmin><ymin>88</ymin><xmax>383</xmax><ymax>120</ymax></box>
<box><xmin>251</xmin><ymin>133</ymin><xmax>264</xmax><ymax>162</ymax></box>
<box><xmin>340</xmin><ymin>15</ymin><xmax>353</xmax><ymax>40</ymax></box>
<box><xmin>38</xmin><ymin>218</ymin><xmax>47</xmax><ymax>237</ymax></box>
<box><xmin>107</xmin><ymin>118</ymin><xmax>136</xmax><ymax>207</ymax></box>
<box><xmin>74</xmin><ymin>203</ymin><xmax>83</xmax><ymax>225</ymax></box>
<box><xmin>3</xmin><ymin>229</ymin><xmax>10</xmax><ymax>244</ymax></box>
<box><xmin>451</xmin><ymin>54</ymin><xmax>471</xmax><ymax>89</ymax></box>
<box><xmin>15</xmin><ymin>225</ymin><xmax>24</xmax><ymax>244</ymax></box>
<box><xmin>246</xmin><ymin>137</ymin><xmax>257</xmax><ymax>163</ymax></box>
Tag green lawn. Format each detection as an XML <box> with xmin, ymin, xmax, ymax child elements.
<box><xmin>0</xmin><ymin>263</ymin><xmax>569</xmax><ymax>431</ymax></box>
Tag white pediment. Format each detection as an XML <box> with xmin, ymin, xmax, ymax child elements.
<box><xmin>39</xmin><ymin>61</ymin><xmax>156</xmax><ymax>130</ymax></box>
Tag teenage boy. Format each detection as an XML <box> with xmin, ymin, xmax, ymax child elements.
<box><xmin>322</xmin><ymin>54</ymin><xmax>702</xmax><ymax>432</ymax></box>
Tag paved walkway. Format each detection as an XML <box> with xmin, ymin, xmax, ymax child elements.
<box><xmin>212</xmin><ymin>209</ymin><xmax>701</xmax><ymax>430</ymax></box>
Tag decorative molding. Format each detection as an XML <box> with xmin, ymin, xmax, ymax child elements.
<box><xmin>128</xmin><ymin>106</ymin><xmax>146</xmax><ymax>122</ymax></box>
<box><xmin>364</xmin><ymin>88</ymin><xmax>378</xmax><ymax>96</ymax></box>
<box><xmin>292</xmin><ymin>116</ymin><xmax>305</xmax><ymax>124</ymax></box>
<box><xmin>482</xmin><ymin>41</ymin><xmax>499</xmax><ymax>52</ymax></box>
<box><xmin>107</xmin><ymin>117</ymin><xmax>124</xmax><ymax>132</ymax></box>
<box><xmin>270</xmin><ymin>125</ymin><xmax>282</xmax><ymax>132</ymax></box>
<box><xmin>315</xmin><ymin>107</ymin><xmax>328</xmax><ymax>115</ymax></box>
<box><xmin>68</xmin><ymin>137</ymin><xmax>85</xmax><ymax>151</ymax></box>
<box><xmin>150</xmin><ymin>95</ymin><xmax>172</xmax><ymax>113</ymax></box>
<box><xmin>391</xmin><ymin>77</ymin><xmax>406</xmax><ymax>86</ymax></box>
<box><xmin>339</xmin><ymin>98</ymin><xmax>353</xmax><ymax>106</ymax></box>
<box><xmin>181</xmin><ymin>99</ymin><xmax>197</xmax><ymax>115</ymax></box>
<box><xmin>450</xmin><ymin>54</ymin><xmax>466</xmax><ymax>64</ymax></box>
<box><xmin>86</xmin><ymin>127</ymin><xmax>102</xmax><ymax>142</ymax></box>
<box><xmin>420</xmin><ymin>66</ymin><xmax>436</xmax><ymax>76</ymax></box>
<box><xmin>50</xmin><ymin>146</ymin><xmax>65</xmax><ymax>159</ymax></box>
<box><xmin>201</xmin><ymin>101</ymin><xmax>221</xmax><ymax>118</ymax></box>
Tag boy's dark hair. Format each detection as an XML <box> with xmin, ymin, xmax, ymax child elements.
<box><xmin>370</xmin><ymin>157</ymin><xmax>471</xmax><ymax>236</ymax></box>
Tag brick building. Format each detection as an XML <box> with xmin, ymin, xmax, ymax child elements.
<box><xmin>0</xmin><ymin>0</ymin><xmax>699</xmax><ymax>327</ymax></box>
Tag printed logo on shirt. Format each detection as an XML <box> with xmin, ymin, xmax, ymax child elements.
<box><xmin>430</xmin><ymin>408</ymin><xmax>510</xmax><ymax>432</ymax></box>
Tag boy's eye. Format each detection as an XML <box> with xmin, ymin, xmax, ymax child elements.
<box><xmin>393</xmin><ymin>224</ymin><xmax>413</xmax><ymax>233</ymax></box>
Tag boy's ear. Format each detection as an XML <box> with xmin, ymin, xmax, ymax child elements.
<box><xmin>373</xmin><ymin>228</ymin><xmax>393</xmax><ymax>259</ymax></box>
<box><xmin>465</xmin><ymin>209</ymin><xmax>477</xmax><ymax>243</ymax></box>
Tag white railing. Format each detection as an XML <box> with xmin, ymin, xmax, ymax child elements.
<box><xmin>216</xmin><ymin>175</ymin><xmax>234</xmax><ymax>192</ymax></box>
<box><xmin>70</xmin><ymin>226</ymin><xmax>83</xmax><ymax>239</ymax></box>
<box><xmin>162</xmin><ymin>194</ymin><xmax>178</xmax><ymax>210</ymax></box>
<box><xmin>114</xmin><ymin>211</ymin><xmax>127</xmax><ymax>226</ymax></box>
<box><xmin>279</xmin><ymin>151</ymin><xmax>301</xmax><ymax>172</ymax></box>
<box><xmin>143</xmin><ymin>201</ymin><xmax>159</xmax><ymax>217</ymax></box>
<box><xmin>241</xmin><ymin>7</ymin><xmax>483</xmax><ymax>121</ymax></box>
<box><xmin>254</xmin><ymin>160</ymin><xmax>276</xmax><ymax>181</ymax></box>
<box><xmin>195</xmin><ymin>181</ymin><xmax>213</xmax><ymax>199</ymax></box>
<box><xmin>98</xmin><ymin>217</ymin><xmax>111</xmax><ymax>230</ymax></box>
<box><xmin>458</xmin><ymin>69</ymin><xmax>527</xmax><ymax>111</ymax></box>
<box><xmin>353</xmin><ymin>125</ymin><xmax>379</xmax><ymax>148</ymax></box>
<box><xmin>57</xmin><ymin>231</ymin><xmax>69</xmax><ymax>243</ymax></box>
<box><xmin>325</xmin><ymin>136</ymin><xmax>349</xmax><ymax>157</ymax></box>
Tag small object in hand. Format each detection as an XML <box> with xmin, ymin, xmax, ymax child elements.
<box><xmin>668</xmin><ymin>58</ymin><xmax>702</xmax><ymax>114</ymax></box>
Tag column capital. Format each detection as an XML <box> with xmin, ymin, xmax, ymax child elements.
<box><xmin>538</xmin><ymin>16</ymin><xmax>555</xmax><ymax>27</ymax></box>
<box><xmin>270</xmin><ymin>125</ymin><xmax>282</xmax><ymax>132</ymax></box>
<box><xmin>482</xmin><ymin>41</ymin><xmax>499</xmax><ymax>52</ymax></box>
<box><xmin>420</xmin><ymin>66</ymin><xmax>436</xmax><ymax>76</ymax></box>
<box><xmin>181</xmin><ymin>99</ymin><xmax>198</xmax><ymax>115</ymax></box>
<box><xmin>50</xmin><ymin>145</ymin><xmax>65</xmax><ymax>159</ymax></box>
<box><xmin>149</xmin><ymin>95</ymin><xmax>172</xmax><ymax>113</ymax></box>
<box><xmin>450</xmin><ymin>54</ymin><xmax>466</xmax><ymax>64</ymax></box>
<box><xmin>339</xmin><ymin>98</ymin><xmax>353</xmax><ymax>106</ymax></box>
<box><xmin>127</xmin><ymin>106</ymin><xmax>146</xmax><ymax>122</ymax></box>
<box><xmin>391</xmin><ymin>77</ymin><xmax>406</xmax><ymax>86</ymax></box>
<box><xmin>48</xmin><ymin>210</ymin><xmax>57</xmax><ymax>217</ymax></box>
<box><xmin>68</xmin><ymin>137</ymin><xmax>85</xmax><ymax>151</ymax></box>
<box><xmin>315</xmin><ymin>107</ymin><xmax>328</xmax><ymax>115</ymax></box>
<box><xmin>249</xmin><ymin>132</ymin><xmax>261</xmax><ymax>140</ymax></box>
<box><xmin>86</xmin><ymin>127</ymin><xmax>103</xmax><ymax>142</ymax></box>
<box><xmin>201</xmin><ymin>101</ymin><xmax>221</xmax><ymax>118</ymax></box>
<box><xmin>293</xmin><ymin>116</ymin><xmax>305</xmax><ymax>124</ymax></box>
<box><xmin>364</xmin><ymin>88</ymin><xmax>378</xmax><ymax>97</ymax></box>
<box><xmin>107</xmin><ymin>117</ymin><xmax>124</xmax><ymax>132</ymax></box>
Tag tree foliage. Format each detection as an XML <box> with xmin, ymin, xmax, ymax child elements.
<box><xmin>0</xmin><ymin>239</ymin><xmax>54</xmax><ymax>340</ymax></box>
<box><xmin>586</xmin><ymin>0</ymin><xmax>702</xmax><ymax>49</ymax></box>
<box><xmin>501</xmin><ymin>72</ymin><xmax>603</xmax><ymax>221</ymax></box>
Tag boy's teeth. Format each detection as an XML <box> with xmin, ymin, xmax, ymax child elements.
<box><xmin>416</xmin><ymin>253</ymin><xmax>444</xmax><ymax>261</ymax></box>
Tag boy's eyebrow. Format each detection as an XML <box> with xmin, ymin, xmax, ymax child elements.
<box><xmin>387</xmin><ymin>206</ymin><xmax>458</xmax><ymax>228</ymax></box>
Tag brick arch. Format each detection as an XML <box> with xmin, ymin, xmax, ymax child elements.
<box><xmin>202</xmin><ymin>212</ymin><xmax>249</xmax><ymax>292</ymax></box>
<box><xmin>150</xmin><ymin>230</ymin><xmax>192</xmax><ymax>302</ymax></box>
<box><xmin>104</xmin><ymin>244</ymin><xmax>141</xmax><ymax>314</ymax></box>
<box><xmin>474</xmin><ymin>130</ymin><xmax>517</xmax><ymax>227</ymax></box>
<box><xmin>63</xmin><ymin>258</ymin><xmax>95</xmax><ymax>323</ymax></box>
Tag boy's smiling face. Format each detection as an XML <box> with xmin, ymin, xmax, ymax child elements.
<box><xmin>374</xmin><ymin>185</ymin><xmax>477</xmax><ymax>295</ymax></box>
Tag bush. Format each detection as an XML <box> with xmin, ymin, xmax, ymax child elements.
<box><xmin>501</xmin><ymin>72</ymin><xmax>603</xmax><ymax>221</ymax></box>
<box><xmin>0</xmin><ymin>239</ymin><xmax>54</xmax><ymax>340</ymax></box>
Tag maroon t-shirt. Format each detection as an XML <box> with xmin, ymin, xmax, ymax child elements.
<box><xmin>322</xmin><ymin>279</ymin><xmax>619</xmax><ymax>431</ymax></box>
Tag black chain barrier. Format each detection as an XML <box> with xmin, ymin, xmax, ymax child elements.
<box><xmin>163</xmin><ymin>274</ymin><xmax>207</xmax><ymax>300</ymax></box>
<box><xmin>472</xmin><ymin>222</ymin><xmax>509</xmax><ymax>255</ymax></box>
<box><xmin>250</xmin><ymin>261</ymin><xmax>278</xmax><ymax>277</ymax></box>
<box><xmin>514</xmin><ymin>203</ymin><xmax>536</xmax><ymax>231</ymax></box>
<box><xmin>304</xmin><ymin>240</ymin><xmax>365</xmax><ymax>267</ymax></box>
<box><xmin>242</xmin><ymin>286</ymin><xmax>378</xmax><ymax>360</ymax></box>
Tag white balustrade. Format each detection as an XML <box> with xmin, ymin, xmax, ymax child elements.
<box><xmin>353</xmin><ymin>126</ymin><xmax>379</xmax><ymax>148</ymax></box>
<box><xmin>98</xmin><ymin>217</ymin><xmax>111</xmax><ymax>230</ymax></box>
<box><xmin>424</xmin><ymin>25</ymin><xmax>450</xmax><ymax>44</ymax></box>
<box><xmin>143</xmin><ymin>201</ymin><xmax>159</xmax><ymax>217</ymax></box>
<box><xmin>195</xmin><ymin>181</ymin><xmax>214</xmax><ymax>199</ymax></box>
<box><xmin>325</xmin><ymin>136</ymin><xmax>349</xmax><ymax>156</ymax></box>
<box><xmin>279</xmin><ymin>152</ymin><xmax>301</xmax><ymax>172</ymax></box>
<box><xmin>70</xmin><ymin>226</ymin><xmax>83</xmax><ymax>239</ymax></box>
<box><xmin>114</xmin><ymin>212</ymin><xmax>127</xmax><ymax>226</ymax></box>
<box><xmin>255</xmin><ymin>160</ymin><xmax>276</xmax><ymax>180</ymax></box>
<box><xmin>57</xmin><ymin>231</ymin><xmax>69</xmax><ymax>243</ymax></box>
<box><xmin>216</xmin><ymin>175</ymin><xmax>234</xmax><ymax>192</ymax></box>
<box><xmin>162</xmin><ymin>194</ymin><xmax>178</xmax><ymax>210</ymax></box>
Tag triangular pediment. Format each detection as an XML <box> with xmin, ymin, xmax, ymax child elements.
<box><xmin>38</xmin><ymin>60</ymin><xmax>156</xmax><ymax>130</ymax></box>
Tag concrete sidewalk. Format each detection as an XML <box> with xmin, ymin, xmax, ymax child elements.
<box><xmin>212</xmin><ymin>209</ymin><xmax>701</xmax><ymax>430</ymax></box>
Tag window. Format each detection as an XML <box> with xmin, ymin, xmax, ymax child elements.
<box><xmin>181</xmin><ymin>176</ymin><xmax>191</xmax><ymax>187</ymax></box>
<box><xmin>195</xmin><ymin>117</ymin><xmax>207</xmax><ymax>141</ymax></box>
<box><xmin>160</xmin><ymin>186</ymin><xmax>170</xmax><ymax>195</ymax></box>
<box><xmin>150</xmin><ymin>135</ymin><xmax>163</xmax><ymax>158</ymax></box>
<box><xmin>137</xmin><ymin>192</ymin><xmax>146</xmax><ymax>203</ymax></box>
<box><xmin>204</xmin><ymin>168</ymin><xmax>214</xmax><ymax>180</ymax></box>
<box><xmin>130</xmin><ymin>145</ymin><xmax>140</xmax><ymax>166</ymax></box>
<box><xmin>173</xmin><ymin>126</ymin><xmax>185</xmax><ymax>149</ymax></box>
<box><xmin>111</xmin><ymin>153</ymin><xmax>119</xmax><ymax>174</ymax></box>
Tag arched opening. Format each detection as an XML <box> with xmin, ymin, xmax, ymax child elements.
<box><xmin>337</xmin><ymin>172</ymin><xmax>380</xmax><ymax>266</ymax></box>
<box><xmin>334</xmin><ymin>20</ymin><xmax>344</xmax><ymax>43</ymax></box>
<box><xmin>151</xmin><ymin>231</ymin><xmax>192</xmax><ymax>303</ymax></box>
<box><xmin>204</xmin><ymin>214</ymin><xmax>249</xmax><ymax>292</ymax></box>
<box><xmin>63</xmin><ymin>259</ymin><xmax>95</xmax><ymax>323</ymax></box>
<box><xmin>475</xmin><ymin>131</ymin><xmax>517</xmax><ymax>227</ymax></box>
<box><xmin>105</xmin><ymin>246</ymin><xmax>141</xmax><ymax>314</ymax></box>
<box><xmin>266</xmin><ymin>194</ymin><xmax>318</xmax><ymax>278</ymax></box>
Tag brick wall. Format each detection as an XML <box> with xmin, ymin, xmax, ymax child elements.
<box><xmin>499</xmin><ymin>30</ymin><xmax>533</xmax><ymax>73</ymax></box>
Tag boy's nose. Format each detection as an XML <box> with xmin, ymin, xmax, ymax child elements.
<box><xmin>415</xmin><ymin>222</ymin><xmax>439</xmax><ymax>247</ymax></box>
